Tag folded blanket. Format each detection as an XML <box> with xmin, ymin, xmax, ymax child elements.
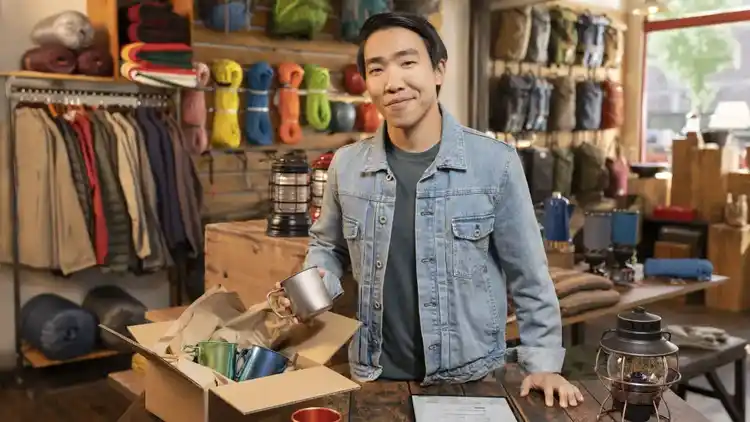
<box><xmin>77</xmin><ymin>47</ymin><xmax>114</xmax><ymax>76</ymax></box>
<box><xmin>552</xmin><ymin>270</ymin><xmax>614</xmax><ymax>299</ymax></box>
<box><xmin>667</xmin><ymin>324</ymin><xmax>729</xmax><ymax>350</ymax></box>
<box><xmin>121</xmin><ymin>42</ymin><xmax>193</xmax><ymax>69</ymax></box>
<box><xmin>643</xmin><ymin>258</ymin><xmax>714</xmax><ymax>281</ymax></box>
<box><xmin>127</xmin><ymin>2</ymin><xmax>175</xmax><ymax>22</ymax></box>
<box><xmin>128</xmin><ymin>22</ymin><xmax>190</xmax><ymax>44</ymax></box>
<box><xmin>120</xmin><ymin>62</ymin><xmax>198</xmax><ymax>88</ymax></box>
<box><xmin>21</xmin><ymin>45</ymin><xmax>76</xmax><ymax>74</ymax></box>
<box><xmin>558</xmin><ymin>289</ymin><xmax>621</xmax><ymax>317</ymax></box>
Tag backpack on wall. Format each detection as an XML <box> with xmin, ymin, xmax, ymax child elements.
<box><xmin>575</xmin><ymin>13</ymin><xmax>609</xmax><ymax>68</ymax></box>
<box><xmin>524</xmin><ymin>76</ymin><xmax>552</xmax><ymax>132</ymax></box>
<box><xmin>519</xmin><ymin>146</ymin><xmax>554</xmax><ymax>205</ymax></box>
<box><xmin>601</xmin><ymin>79</ymin><xmax>624</xmax><ymax>129</ymax></box>
<box><xmin>548</xmin><ymin>7</ymin><xmax>578</xmax><ymax>66</ymax></box>
<box><xmin>575</xmin><ymin>80</ymin><xmax>603</xmax><ymax>131</ymax></box>
<box><xmin>341</xmin><ymin>0</ymin><xmax>391</xmax><ymax>42</ymax></box>
<box><xmin>490</xmin><ymin>74</ymin><xmax>533</xmax><ymax>133</ymax></box>
<box><xmin>572</xmin><ymin>142</ymin><xmax>609</xmax><ymax>203</ymax></box>
<box><xmin>603</xmin><ymin>25</ymin><xmax>624</xmax><ymax>68</ymax></box>
<box><xmin>548</xmin><ymin>76</ymin><xmax>576</xmax><ymax>132</ymax></box>
<box><xmin>525</xmin><ymin>6</ymin><xmax>551</xmax><ymax>64</ymax></box>
<box><xmin>392</xmin><ymin>0</ymin><xmax>441</xmax><ymax>16</ymax></box>
<box><xmin>493</xmin><ymin>7</ymin><xmax>532</xmax><ymax>61</ymax></box>
<box><xmin>551</xmin><ymin>144</ymin><xmax>574</xmax><ymax>198</ymax></box>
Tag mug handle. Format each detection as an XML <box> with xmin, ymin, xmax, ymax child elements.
<box><xmin>266</xmin><ymin>287</ymin><xmax>294</xmax><ymax>319</ymax></box>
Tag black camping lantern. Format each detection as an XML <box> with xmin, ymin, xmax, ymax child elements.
<box><xmin>267</xmin><ymin>152</ymin><xmax>311</xmax><ymax>237</ymax></box>
<box><xmin>594</xmin><ymin>307</ymin><xmax>681</xmax><ymax>422</ymax></box>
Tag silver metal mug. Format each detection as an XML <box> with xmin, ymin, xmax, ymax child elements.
<box><xmin>266</xmin><ymin>267</ymin><xmax>333</xmax><ymax>322</ymax></box>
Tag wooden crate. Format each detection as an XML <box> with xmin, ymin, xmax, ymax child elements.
<box><xmin>629</xmin><ymin>176</ymin><xmax>671</xmax><ymax>216</ymax></box>
<box><xmin>706</xmin><ymin>224</ymin><xmax>750</xmax><ymax>312</ymax></box>
<box><xmin>203</xmin><ymin>219</ymin><xmax>357</xmax><ymax>319</ymax></box>
<box><xmin>670</xmin><ymin>133</ymin><xmax>700</xmax><ymax>208</ymax></box>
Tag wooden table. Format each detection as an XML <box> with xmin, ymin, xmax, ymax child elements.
<box><xmin>113</xmin><ymin>364</ymin><xmax>710</xmax><ymax>422</ymax></box>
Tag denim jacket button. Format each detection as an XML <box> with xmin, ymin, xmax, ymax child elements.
<box><xmin>379</xmin><ymin>215</ymin><xmax>387</xmax><ymax>224</ymax></box>
<box><xmin>473</xmin><ymin>229</ymin><xmax>481</xmax><ymax>237</ymax></box>
<box><xmin>428</xmin><ymin>344</ymin><xmax>438</xmax><ymax>351</ymax></box>
<box><xmin>373</xmin><ymin>301</ymin><xmax>382</xmax><ymax>310</ymax></box>
<box><xmin>376</xmin><ymin>261</ymin><xmax>383</xmax><ymax>269</ymax></box>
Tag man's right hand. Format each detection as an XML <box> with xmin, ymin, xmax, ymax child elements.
<box><xmin>274</xmin><ymin>268</ymin><xmax>326</xmax><ymax>324</ymax></box>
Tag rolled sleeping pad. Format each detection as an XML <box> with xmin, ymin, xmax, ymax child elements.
<box><xmin>327</xmin><ymin>101</ymin><xmax>357</xmax><ymax>133</ymax></box>
<box><xmin>82</xmin><ymin>285</ymin><xmax>148</xmax><ymax>351</ymax></box>
<box><xmin>21</xmin><ymin>293</ymin><xmax>97</xmax><ymax>361</ymax></box>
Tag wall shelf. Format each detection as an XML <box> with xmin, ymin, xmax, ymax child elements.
<box><xmin>0</xmin><ymin>71</ymin><xmax>118</xmax><ymax>83</ymax></box>
<box><xmin>193</xmin><ymin>25</ymin><xmax>358</xmax><ymax>56</ymax></box>
<box><xmin>22</xmin><ymin>342</ymin><xmax>121</xmax><ymax>369</ymax></box>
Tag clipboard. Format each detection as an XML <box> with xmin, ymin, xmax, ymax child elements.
<box><xmin>410</xmin><ymin>394</ymin><xmax>522</xmax><ymax>422</ymax></box>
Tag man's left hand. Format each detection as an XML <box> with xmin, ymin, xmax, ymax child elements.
<box><xmin>520</xmin><ymin>372</ymin><xmax>584</xmax><ymax>408</ymax></box>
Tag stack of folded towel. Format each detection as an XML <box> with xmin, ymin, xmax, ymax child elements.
<box><xmin>118</xmin><ymin>2</ymin><xmax>197</xmax><ymax>87</ymax></box>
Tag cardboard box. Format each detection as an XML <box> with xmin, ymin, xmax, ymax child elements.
<box><xmin>104</xmin><ymin>289</ymin><xmax>361</xmax><ymax>422</ymax></box>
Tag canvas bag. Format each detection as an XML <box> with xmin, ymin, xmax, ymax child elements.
<box><xmin>603</xmin><ymin>25</ymin><xmax>624</xmax><ymax>68</ymax></box>
<box><xmin>525</xmin><ymin>6</ymin><xmax>551</xmax><ymax>64</ymax></box>
<box><xmin>548</xmin><ymin>7</ymin><xmax>578</xmax><ymax>66</ymax></box>
<box><xmin>548</xmin><ymin>76</ymin><xmax>576</xmax><ymax>131</ymax></box>
<box><xmin>601</xmin><ymin>79</ymin><xmax>624</xmax><ymax>129</ymax></box>
<box><xmin>524</xmin><ymin>76</ymin><xmax>553</xmax><ymax>132</ymax></box>
<box><xmin>576</xmin><ymin>13</ymin><xmax>609</xmax><ymax>68</ymax></box>
<box><xmin>575</xmin><ymin>80</ymin><xmax>603</xmax><ymax>130</ymax></box>
<box><xmin>490</xmin><ymin>74</ymin><xmax>533</xmax><ymax>133</ymax></box>
<box><xmin>493</xmin><ymin>7</ymin><xmax>532</xmax><ymax>61</ymax></box>
<box><xmin>605</xmin><ymin>142</ymin><xmax>629</xmax><ymax>198</ymax></box>
<box><xmin>572</xmin><ymin>141</ymin><xmax>609</xmax><ymax>202</ymax></box>
<box><xmin>551</xmin><ymin>144</ymin><xmax>574</xmax><ymax>198</ymax></box>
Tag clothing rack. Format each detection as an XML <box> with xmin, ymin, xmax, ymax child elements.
<box><xmin>1</xmin><ymin>75</ymin><xmax>176</xmax><ymax>381</ymax></box>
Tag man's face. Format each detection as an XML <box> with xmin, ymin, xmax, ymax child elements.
<box><xmin>362</xmin><ymin>27</ymin><xmax>445</xmax><ymax>129</ymax></box>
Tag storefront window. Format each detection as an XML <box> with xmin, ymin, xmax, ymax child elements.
<box><xmin>649</xmin><ymin>0</ymin><xmax>746</xmax><ymax>20</ymax></box>
<box><xmin>642</xmin><ymin>6</ymin><xmax>750</xmax><ymax>163</ymax></box>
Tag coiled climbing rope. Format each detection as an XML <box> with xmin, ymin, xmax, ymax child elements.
<box><xmin>243</xmin><ymin>61</ymin><xmax>274</xmax><ymax>145</ymax></box>
<box><xmin>277</xmin><ymin>62</ymin><xmax>305</xmax><ymax>144</ymax></box>
<box><xmin>303</xmin><ymin>64</ymin><xmax>331</xmax><ymax>131</ymax></box>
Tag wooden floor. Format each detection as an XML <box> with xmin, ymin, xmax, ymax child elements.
<box><xmin>0</xmin><ymin>301</ymin><xmax>747</xmax><ymax>422</ymax></box>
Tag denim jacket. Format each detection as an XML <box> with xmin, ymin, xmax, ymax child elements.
<box><xmin>304</xmin><ymin>109</ymin><xmax>564</xmax><ymax>384</ymax></box>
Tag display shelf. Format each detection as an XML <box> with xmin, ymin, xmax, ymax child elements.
<box><xmin>22</xmin><ymin>341</ymin><xmax>120</xmax><ymax>369</ymax></box>
<box><xmin>193</xmin><ymin>25</ymin><xmax>358</xmax><ymax>56</ymax></box>
<box><xmin>0</xmin><ymin>70</ymin><xmax>118</xmax><ymax>83</ymax></box>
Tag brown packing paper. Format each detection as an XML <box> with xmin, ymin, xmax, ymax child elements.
<box><xmin>153</xmin><ymin>284</ymin><xmax>298</xmax><ymax>371</ymax></box>
<box><xmin>211</xmin><ymin>300</ymin><xmax>298</xmax><ymax>350</ymax></box>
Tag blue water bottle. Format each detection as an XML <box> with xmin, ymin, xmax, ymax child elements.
<box><xmin>544</xmin><ymin>192</ymin><xmax>571</xmax><ymax>252</ymax></box>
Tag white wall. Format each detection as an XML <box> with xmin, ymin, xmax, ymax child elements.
<box><xmin>439</xmin><ymin>0</ymin><xmax>471</xmax><ymax>125</ymax></box>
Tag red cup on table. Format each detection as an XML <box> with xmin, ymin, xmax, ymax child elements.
<box><xmin>291</xmin><ymin>407</ymin><xmax>341</xmax><ymax>422</ymax></box>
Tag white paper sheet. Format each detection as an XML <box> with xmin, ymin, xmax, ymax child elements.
<box><xmin>411</xmin><ymin>395</ymin><xmax>519</xmax><ymax>422</ymax></box>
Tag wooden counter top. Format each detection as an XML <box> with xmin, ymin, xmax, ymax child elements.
<box><xmin>113</xmin><ymin>364</ymin><xmax>709</xmax><ymax>422</ymax></box>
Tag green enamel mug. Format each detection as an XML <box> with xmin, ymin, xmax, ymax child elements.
<box><xmin>185</xmin><ymin>340</ymin><xmax>238</xmax><ymax>378</ymax></box>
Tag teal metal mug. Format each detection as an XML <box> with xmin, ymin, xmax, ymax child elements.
<box><xmin>185</xmin><ymin>341</ymin><xmax>238</xmax><ymax>378</ymax></box>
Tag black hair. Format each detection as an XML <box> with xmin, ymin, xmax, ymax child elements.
<box><xmin>356</xmin><ymin>12</ymin><xmax>448</xmax><ymax>95</ymax></box>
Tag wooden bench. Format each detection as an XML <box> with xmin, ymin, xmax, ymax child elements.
<box><xmin>562</xmin><ymin>336</ymin><xmax>748</xmax><ymax>422</ymax></box>
<box><xmin>673</xmin><ymin>336</ymin><xmax>748</xmax><ymax>422</ymax></box>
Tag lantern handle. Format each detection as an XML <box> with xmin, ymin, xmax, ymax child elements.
<box><xmin>600</xmin><ymin>328</ymin><xmax>617</xmax><ymax>340</ymax></box>
<box><xmin>661</xmin><ymin>330</ymin><xmax>672</xmax><ymax>341</ymax></box>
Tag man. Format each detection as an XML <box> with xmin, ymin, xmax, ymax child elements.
<box><xmin>280</xmin><ymin>12</ymin><xmax>583</xmax><ymax>408</ymax></box>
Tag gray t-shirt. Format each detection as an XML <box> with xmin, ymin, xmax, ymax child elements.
<box><xmin>379</xmin><ymin>135</ymin><xmax>440</xmax><ymax>381</ymax></box>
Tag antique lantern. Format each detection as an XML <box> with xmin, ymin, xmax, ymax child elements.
<box><xmin>267</xmin><ymin>152</ymin><xmax>311</xmax><ymax>237</ymax></box>
<box><xmin>594</xmin><ymin>307</ymin><xmax>681</xmax><ymax>422</ymax></box>
<box><xmin>309</xmin><ymin>151</ymin><xmax>334</xmax><ymax>224</ymax></box>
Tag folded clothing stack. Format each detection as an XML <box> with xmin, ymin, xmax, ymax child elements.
<box><xmin>508</xmin><ymin>267</ymin><xmax>622</xmax><ymax>321</ymax></box>
<box><xmin>118</xmin><ymin>2</ymin><xmax>197</xmax><ymax>87</ymax></box>
<box><xmin>120</xmin><ymin>42</ymin><xmax>197</xmax><ymax>88</ymax></box>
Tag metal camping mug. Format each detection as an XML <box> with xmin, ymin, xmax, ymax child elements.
<box><xmin>266</xmin><ymin>267</ymin><xmax>333</xmax><ymax>322</ymax></box>
<box><xmin>235</xmin><ymin>345</ymin><xmax>290</xmax><ymax>381</ymax></box>
<box><xmin>291</xmin><ymin>407</ymin><xmax>342</xmax><ymax>422</ymax></box>
<box><xmin>186</xmin><ymin>340</ymin><xmax>238</xmax><ymax>379</ymax></box>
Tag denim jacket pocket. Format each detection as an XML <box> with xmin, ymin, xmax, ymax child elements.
<box><xmin>450</xmin><ymin>214</ymin><xmax>495</xmax><ymax>278</ymax></box>
<box><xmin>343</xmin><ymin>215</ymin><xmax>363</xmax><ymax>279</ymax></box>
